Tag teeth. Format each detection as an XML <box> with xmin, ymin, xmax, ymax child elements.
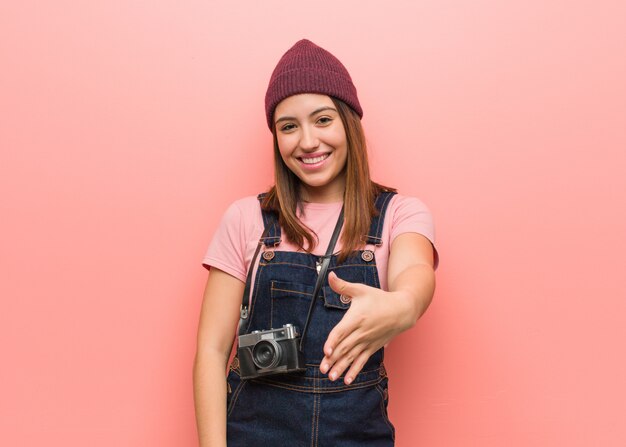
<box><xmin>301</xmin><ymin>154</ymin><xmax>329</xmax><ymax>164</ymax></box>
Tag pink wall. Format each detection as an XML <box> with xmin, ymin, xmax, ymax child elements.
<box><xmin>2</xmin><ymin>1</ymin><xmax>625</xmax><ymax>445</ymax></box>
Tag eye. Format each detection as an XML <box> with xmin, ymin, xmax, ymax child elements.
<box><xmin>279</xmin><ymin>123</ymin><xmax>297</xmax><ymax>132</ymax></box>
<box><xmin>316</xmin><ymin>116</ymin><xmax>333</xmax><ymax>126</ymax></box>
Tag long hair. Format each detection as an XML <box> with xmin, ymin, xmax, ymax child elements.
<box><xmin>261</xmin><ymin>97</ymin><xmax>396</xmax><ymax>263</ymax></box>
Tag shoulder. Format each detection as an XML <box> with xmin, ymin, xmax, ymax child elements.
<box><xmin>219</xmin><ymin>195</ymin><xmax>263</xmax><ymax>223</ymax></box>
<box><xmin>214</xmin><ymin>195</ymin><xmax>265</xmax><ymax>245</ymax></box>
<box><xmin>387</xmin><ymin>194</ymin><xmax>433</xmax><ymax>221</ymax></box>
<box><xmin>385</xmin><ymin>193</ymin><xmax>438</xmax><ymax>268</ymax></box>
<box><xmin>224</xmin><ymin>195</ymin><xmax>262</xmax><ymax>214</ymax></box>
<box><xmin>202</xmin><ymin>195</ymin><xmax>265</xmax><ymax>277</ymax></box>
<box><xmin>385</xmin><ymin>193</ymin><xmax>435</xmax><ymax>244</ymax></box>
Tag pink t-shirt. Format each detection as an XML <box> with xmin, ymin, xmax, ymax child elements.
<box><xmin>203</xmin><ymin>194</ymin><xmax>437</xmax><ymax>291</ymax></box>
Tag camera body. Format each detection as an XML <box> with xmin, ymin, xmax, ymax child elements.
<box><xmin>238</xmin><ymin>324</ymin><xmax>306</xmax><ymax>380</ymax></box>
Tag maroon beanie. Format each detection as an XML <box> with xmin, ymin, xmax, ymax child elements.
<box><xmin>264</xmin><ymin>39</ymin><xmax>363</xmax><ymax>129</ymax></box>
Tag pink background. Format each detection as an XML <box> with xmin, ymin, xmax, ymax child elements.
<box><xmin>2</xmin><ymin>1</ymin><xmax>625</xmax><ymax>446</ymax></box>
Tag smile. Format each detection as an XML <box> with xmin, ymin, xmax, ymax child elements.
<box><xmin>300</xmin><ymin>153</ymin><xmax>330</xmax><ymax>165</ymax></box>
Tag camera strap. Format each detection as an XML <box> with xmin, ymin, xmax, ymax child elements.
<box><xmin>299</xmin><ymin>207</ymin><xmax>344</xmax><ymax>351</ymax></box>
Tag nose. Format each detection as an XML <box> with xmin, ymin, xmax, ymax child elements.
<box><xmin>299</xmin><ymin>125</ymin><xmax>320</xmax><ymax>151</ymax></box>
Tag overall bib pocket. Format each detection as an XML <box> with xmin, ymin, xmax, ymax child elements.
<box><xmin>319</xmin><ymin>285</ymin><xmax>352</xmax><ymax>334</ymax></box>
<box><xmin>270</xmin><ymin>280</ymin><xmax>315</xmax><ymax>332</ymax></box>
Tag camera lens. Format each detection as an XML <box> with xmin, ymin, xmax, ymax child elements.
<box><xmin>252</xmin><ymin>340</ymin><xmax>281</xmax><ymax>369</ymax></box>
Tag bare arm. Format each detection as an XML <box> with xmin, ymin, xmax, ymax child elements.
<box><xmin>320</xmin><ymin>233</ymin><xmax>436</xmax><ymax>383</ymax></box>
<box><xmin>193</xmin><ymin>268</ymin><xmax>244</xmax><ymax>447</ymax></box>
<box><xmin>386</xmin><ymin>232</ymin><xmax>436</xmax><ymax>326</ymax></box>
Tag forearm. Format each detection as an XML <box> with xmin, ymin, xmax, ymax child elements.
<box><xmin>389</xmin><ymin>263</ymin><xmax>436</xmax><ymax>330</ymax></box>
<box><xmin>193</xmin><ymin>349</ymin><xmax>230</xmax><ymax>447</ymax></box>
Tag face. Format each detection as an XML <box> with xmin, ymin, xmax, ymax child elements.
<box><xmin>274</xmin><ymin>94</ymin><xmax>348</xmax><ymax>203</ymax></box>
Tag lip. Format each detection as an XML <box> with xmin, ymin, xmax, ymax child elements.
<box><xmin>297</xmin><ymin>152</ymin><xmax>331</xmax><ymax>170</ymax></box>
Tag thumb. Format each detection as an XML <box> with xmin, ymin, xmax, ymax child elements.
<box><xmin>328</xmin><ymin>271</ymin><xmax>361</xmax><ymax>297</ymax></box>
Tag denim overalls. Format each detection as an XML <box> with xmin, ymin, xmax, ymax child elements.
<box><xmin>226</xmin><ymin>192</ymin><xmax>397</xmax><ymax>446</ymax></box>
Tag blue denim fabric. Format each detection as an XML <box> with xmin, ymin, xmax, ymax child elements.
<box><xmin>227</xmin><ymin>192</ymin><xmax>397</xmax><ymax>446</ymax></box>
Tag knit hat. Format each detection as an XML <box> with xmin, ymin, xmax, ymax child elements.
<box><xmin>265</xmin><ymin>39</ymin><xmax>363</xmax><ymax>129</ymax></box>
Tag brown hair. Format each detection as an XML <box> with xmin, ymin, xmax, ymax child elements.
<box><xmin>261</xmin><ymin>98</ymin><xmax>396</xmax><ymax>263</ymax></box>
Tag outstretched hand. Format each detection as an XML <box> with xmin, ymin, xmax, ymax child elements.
<box><xmin>320</xmin><ymin>271</ymin><xmax>415</xmax><ymax>384</ymax></box>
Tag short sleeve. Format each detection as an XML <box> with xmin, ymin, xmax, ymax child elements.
<box><xmin>388</xmin><ymin>195</ymin><xmax>439</xmax><ymax>269</ymax></box>
<box><xmin>202</xmin><ymin>201</ymin><xmax>248</xmax><ymax>282</ymax></box>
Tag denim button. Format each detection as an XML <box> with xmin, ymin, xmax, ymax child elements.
<box><xmin>262</xmin><ymin>251</ymin><xmax>275</xmax><ymax>261</ymax></box>
<box><xmin>340</xmin><ymin>294</ymin><xmax>351</xmax><ymax>304</ymax></box>
<box><xmin>361</xmin><ymin>250</ymin><xmax>374</xmax><ymax>262</ymax></box>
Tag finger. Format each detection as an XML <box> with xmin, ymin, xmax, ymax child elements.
<box><xmin>343</xmin><ymin>351</ymin><xmax>372</xmax><ymax>385</ymax></box>
<box><xmin>326</xmin><ymin>342</ymin><xmax>366</xmax><ymax>382</ymax></box>
<box><xmin>328</xmin><ymin>271</ymin><xmax>365</xmax><ymax>298</ymax></box>
<box><xmin>322</xmin><ymin>311</ymin><xmax>359</xmax><ymax>358</ymax></box>
<box><xmin>322</xmin><ymin>329</ymin><xmax>362</xmax><ymax>374</ymax></box>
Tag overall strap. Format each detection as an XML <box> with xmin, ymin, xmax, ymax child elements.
<box><xmin>257</xmin><ymin>193</ymin><xmax>281</xmax><ymax>247</ymax></box>
<box><xmin>363</xmin><ymin>191</ymin><xmax>397</xmax><ymax>246</ymax></box>
<box><xmin>238</xmin><ymin>224</ymin><xmax>269</xmax><ymax>336</ymax></box>
<box><xmin>237</xmin><ymin>193</ymin><xmax>278</xmax><ymax>336</ymax></box>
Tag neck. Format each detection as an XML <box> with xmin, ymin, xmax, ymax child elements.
<box><xmin>300</xmin><ymin>184</ymin><xmax>345</xmax><ymax>204</ymax></box>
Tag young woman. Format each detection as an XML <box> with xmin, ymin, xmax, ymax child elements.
<box><xmin>194</xmin><ymin>39</ymin><xmax>437</xmax><ymax>446</ymax></box>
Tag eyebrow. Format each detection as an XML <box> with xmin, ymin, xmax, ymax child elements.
<box><xmin>274</xmin><ymin>106</ymin><xmax>338</xmax><ymax>125</ymax></box>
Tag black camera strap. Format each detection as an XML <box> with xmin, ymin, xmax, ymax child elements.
<box><xmin>299</xmin><ymin>207</ymin><xmax>344</xmax><ymax>351</ymax></box>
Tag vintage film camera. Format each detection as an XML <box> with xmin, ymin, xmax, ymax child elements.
<box><xmin>238</xmin><ymin>324</ymin><xmax>306</xmax><ymax>379</ymax></box>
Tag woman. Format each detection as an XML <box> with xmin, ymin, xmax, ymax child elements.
<box><xmin>194</xmin><ymin>39</ymin><xmax>437</xmax><ymax>446</ymax></box>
